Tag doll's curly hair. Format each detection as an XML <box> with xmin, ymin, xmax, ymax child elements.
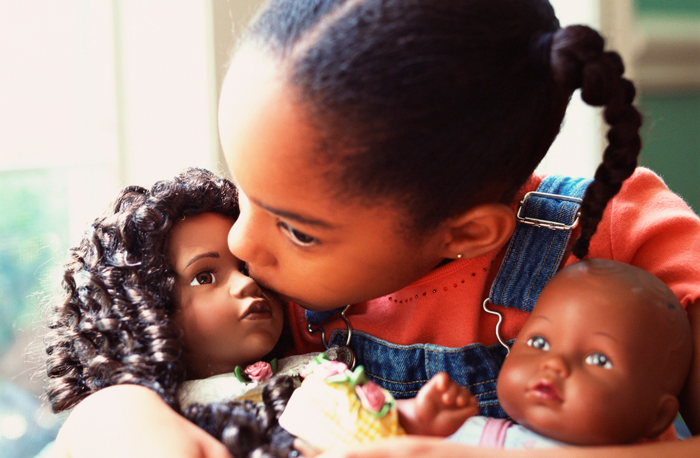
<box><xmin>183</xmin><ymin>375</ymin><xmax>298</xmax><ymax>458</ymax></box>
<box><xmin>45</xmin><ymin>168</ymin><xmax>239</xmax><ymax>413</ymax></box>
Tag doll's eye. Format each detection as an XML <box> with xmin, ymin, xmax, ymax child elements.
<box><xmin>527</xmin><ymin>335</ymin><xmax>550</xmax><ymax>351</ymax></box>
<box><xmin>585</xmin><ymin>352</ymin><xmax>613</xmax><ymax>369</ymax></box>
<box><xmin>239</xmin><ymin>263</ymin><xmax>249</xmax><ymax>277</ymax></box>
<box><xmin>190</xmin><ymin>271</ymin><xmax>216</xmax><ymax>286</ymax></box>
<box><xmin>278</xmin><ymin>221</ymin><xmax>319</xmax><ymax>247</ymax></box>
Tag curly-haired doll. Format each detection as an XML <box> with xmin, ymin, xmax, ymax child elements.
<box><xmin>45</xmin><ymin>168</ymin><xmax>299</xmax><ymax>458</ymax></box>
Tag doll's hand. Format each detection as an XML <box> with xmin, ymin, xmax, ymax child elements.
<box><xmin>398</xmin><ymin>372</ymin><xmax>479</xmax><ymax>437</ymax></box>
<box><xmin>53</xmin><ymin>384</ymin><xmax>232</xmax><ymax>458</ymax></box>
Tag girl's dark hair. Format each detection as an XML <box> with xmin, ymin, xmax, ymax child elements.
<box><xmin>245</xmin><ymin>0</ymin><xmax>641</xmax><ymax>257</ymax></box>
<box><xmin>183</xmin><ymin>375</ymin><xmax>298</xmax><ymax>458</ymax></box>
<box><xmin>45</xmin><ymin>168</ymin><xmax>239</xmax><ymax>412</ymax></box>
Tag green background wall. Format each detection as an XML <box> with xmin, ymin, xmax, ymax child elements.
<box><xmin>635</xmin><ymin>0</ymin><xmax>700</xmax><ymax>213</ymax></box>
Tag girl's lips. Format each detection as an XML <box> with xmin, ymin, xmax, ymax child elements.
<box><xmin>240</xmin><ymin>298</ymin><xmax>273</xmax><ymax>320</ymax></box>
<box><xmin>530</xmin><ymin>380</ymin><xmax>563</xmax><ymax>402</ymax></box>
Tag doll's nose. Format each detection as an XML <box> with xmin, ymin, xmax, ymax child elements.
<box><xmin>540</xmin><ymin>354</ymin><xmax>570</xmax><ymax>377</ymax></box>
<box><xmin>229</xmin><ymin>272</ymin><xmax>263</xmax><ymax>299</ymax></box>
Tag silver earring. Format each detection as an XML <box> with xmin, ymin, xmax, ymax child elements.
<box><xmin>457</xmin><ymin>253</ymin><xmax>463</xmax><ymax>259</ymax></box>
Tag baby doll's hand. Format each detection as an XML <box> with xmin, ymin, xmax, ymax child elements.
<box><xmin>53</xmin><ymin>384</ymin><xmax>232</xmax><ymax>458</ymax></box>
<box><xmin>398</xmin><ymin>372</ymin><xmax>479</xmax><ymax>437</ymax></box>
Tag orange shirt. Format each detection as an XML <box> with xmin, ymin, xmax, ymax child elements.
<box><xmin>287</xmin><ymin>168</ymin><xmax>700</xmax><ymax>354</ymax></box>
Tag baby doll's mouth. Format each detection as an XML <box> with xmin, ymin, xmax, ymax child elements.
<box><xmin>240</xmin><ymin>299</ymin><xmax>273</xmax><ymax>320</ymax></box>
<box><xmin>530</xmin><ymin>380</ymin><xmax>562</xmax><ymax>402</ymax></box>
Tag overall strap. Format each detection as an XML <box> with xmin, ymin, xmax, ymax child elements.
<box><xmin>305</xmin><ymin>308</ymin><xmax>345</xmax><ymax>327</ymax></box>
<box><xmin>488</xmin><ymin>175</ymin><xmax>592</xmax><ymax>312</ymax></box>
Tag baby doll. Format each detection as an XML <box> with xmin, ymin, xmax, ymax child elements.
<box><xmin>45</xmin><ymin>168</ymin><xmax>299</xmax><ymax>458</ymax></box>
<box><xmin>448</xmin><ymin>258</ymin><xmax>693</xmax><ymax>448</ymax></box>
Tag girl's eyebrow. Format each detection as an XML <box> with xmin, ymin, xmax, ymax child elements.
<box><xmin>185</xmin><ymin>251</ymin><xmax>219</xmax><ymax>270</ymax></box>
<box><xmin>250</xmin><ymin>196</ymin><xmax>337</xmax><ymax>229</ymax></box>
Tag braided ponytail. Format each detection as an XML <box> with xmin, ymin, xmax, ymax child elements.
<box><xmin>549</xmin><ymin>25</ymin><xmax>642</xmax><ymax>258</ymax></box>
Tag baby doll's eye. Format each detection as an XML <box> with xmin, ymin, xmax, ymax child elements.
<box><xmin>585</xmin><ymin>352</ymin><xmax>613</xmax><ymax>369</ymax></box>
<box><xmin>190</xmin><ymin>271</ymin><xmax>217</xmax><ymax>286</ymax></box>
<box><xmin>278</xmin><ymin>221</ymin><xmax>319</xmax><ymax>247</ymax></box>
<box><xmin>526</xmin><ymin>335</ymin><xmax>550</xmax><ymax>351</ymax></box>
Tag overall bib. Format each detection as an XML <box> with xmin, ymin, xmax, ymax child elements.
<box><xmin>306</xmin><ymin>176</ymin><xmax>592</xmax><ymax>418</ymax></box>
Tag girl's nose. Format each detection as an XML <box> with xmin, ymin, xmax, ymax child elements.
<box><xmin>228</xmin><ymin>209</ymin><xmax>275</xmax><ymax>269</ymax></box>
<box><xmin>540</xmin><ymin>354</ymin><xmax>570</xmax><ymax>378</ymax></box>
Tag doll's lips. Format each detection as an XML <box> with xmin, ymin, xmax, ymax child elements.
<box><xmin>530</xmin><ymin>380</ymin><xmax>562</xmax><ymax>402</ymax></box>
<box><xmin>240</xmin><ymin>298</ymin><xmax>273</xmax><ymax>320</ymax></box>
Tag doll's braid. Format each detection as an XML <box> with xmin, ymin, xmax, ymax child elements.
<box><xmin>549</xmin><ymin>25</ymin><xmax>642</xmax><ymax>258</ymax></box>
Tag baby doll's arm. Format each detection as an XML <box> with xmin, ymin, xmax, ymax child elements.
<box><xmin>53</xmin><ymin>384</ymin><xmax>232</xmax><ymax>458</ymax></box>
<box><xmin>396</xmin><ymin>372</ymin><xmax>479</xmax><ymax>437</ymax></box>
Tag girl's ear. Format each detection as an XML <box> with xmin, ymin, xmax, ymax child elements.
<box><xmin>441</xmin><ymin>204</ymin><xmax>515</xmax><ymax>260</ymax></box>
<box><xmin>643</xmin><ymin>394</ymin><xmax>679</xmax><ymax>440</ymax></box>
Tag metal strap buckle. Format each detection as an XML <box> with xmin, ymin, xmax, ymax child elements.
<box><xmin>516</xmin><ymin>191</ymin><xmax>583</xmax><ymax>230</ymax></box>
<box><xmin>306</xmin><ymin>304</ymin><xmax>353</xmax><ymax>349</ymax></box>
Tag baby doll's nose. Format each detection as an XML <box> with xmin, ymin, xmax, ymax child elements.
<box><xmin>540</xmin><ymin>354</ymin><xmax>570</xmax><ymax>377</ymax></box>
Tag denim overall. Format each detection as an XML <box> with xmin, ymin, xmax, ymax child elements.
<box><xmin>306</xmin><ymin>176</ymin><xmax>592</xmax><ymax>418</ymax></box>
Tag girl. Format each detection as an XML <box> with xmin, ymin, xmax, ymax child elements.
<box><xmin>56</xmin><ymin>0</ymin><xmax>700</xmax><ymax>457</ymax></box>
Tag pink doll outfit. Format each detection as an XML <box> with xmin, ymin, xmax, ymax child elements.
<box><xmin>448</xmin><ymin>416</ymin><xmax>566</xmax><ymax>448</ymax></box>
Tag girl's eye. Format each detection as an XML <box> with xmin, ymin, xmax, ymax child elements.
<box><xmin>278</xmin><ymin>221</ymin><xmax>319</xmax><ymax>247</ymax></box>
<box><xmin>585</xmin><ymin>352</ymin><xmax>613</xmax><ymax>369</ymax></box>
<box><xmin>190</xmin><ymin>271</ymin><xmax>216</xmax><ymax>286</ymax></box>
<box><xmin>526</xmin><ymin>335</ymin><xmax>550</xmax><ymax>351</ymax></box>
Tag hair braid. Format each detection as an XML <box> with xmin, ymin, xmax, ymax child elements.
<box><xmin>550</xmin><ymin>25</ymin><xmax>642</xmax><ymax>259</ymax></box>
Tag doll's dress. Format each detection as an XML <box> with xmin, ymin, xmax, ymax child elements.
<box><xmin>178</xmin><ymin>353</ymin><xmax>320</xmax><ymax>408</ymax></box>
<box><xmin>278</xmin><ymin>355</ymin><xmax>405</xmax><ymax>452</ymax></box>
<box><xmin>448</xmin><ymin>416</ymin><xmax>566</xmax><ymax>448</ymax></box>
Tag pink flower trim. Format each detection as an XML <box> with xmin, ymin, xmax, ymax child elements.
<box><xmin>355</xmin><ymin>381</ymin><xmax>387</xmax><ymax>413</ymax></box>
<box><xmin>245</xmin><ymin>361</ymin><xmax>273</xmax><ymax>382</ymax></box>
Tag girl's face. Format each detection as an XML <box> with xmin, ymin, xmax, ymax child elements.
<box><xmin>218</xmin><ymin>46</ymin><xmax>448</xmax><ymax>311</ymax></box>
<box><xmin>168</xmin><ymin>212</ymin><xmax>284</xmax><ymax>379</ymax></box>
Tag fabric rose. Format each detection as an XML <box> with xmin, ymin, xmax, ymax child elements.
<box><xmin>355</xmin><ymin>381</ymin><xmax>386</xmax><ymax>413</ymax></box>
<box><xmin>245</xmin><ymin>361</ymin><xmax>273</xmax><ymax>382</ymax></box>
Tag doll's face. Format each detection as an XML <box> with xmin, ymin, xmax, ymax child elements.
<box><xmin>168</xmin><ymin>212</ymin><xmax>284</xmax><ymax>379</ymax></box>
<box><xmin>496</xmin><ymin>263</ymin><xmax>679</xmax><ymax>445</ymax></box>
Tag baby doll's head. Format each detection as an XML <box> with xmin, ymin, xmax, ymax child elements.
<box><xmin>497</xmin><ymin>259</ymin><xmax>692</xmax><ymax>445</ymax></box>
<box><xmin>46</xmin><ymin>168</ymin><xmax>283</xmax><ymax>413</ymax></box>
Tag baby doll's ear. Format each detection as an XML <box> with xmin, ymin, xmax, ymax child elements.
<box><xmin>441</xmin><ymin>203</ymin><xmax>515</xmax><ymax>260</ymax></box>
<box><xmin>643</xmin><ymin>394</ymin><xmax>679</xmax><ymax>440</ymax></box>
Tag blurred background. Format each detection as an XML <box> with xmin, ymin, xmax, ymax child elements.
<box><xmin>0</xmin><ymin>0</ymin><xmax>698</xmax><ymax>456</ymax></box>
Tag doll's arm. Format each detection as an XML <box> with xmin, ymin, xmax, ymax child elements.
<box><xmin>396</xmin><ymin>372</ymin><xmax>479</xmax><ymax>437</ymax></box>
<box><xmin>53</xmin><ymin>384</ymin><xmax>232</xmax><ymax>458</ymax></box>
